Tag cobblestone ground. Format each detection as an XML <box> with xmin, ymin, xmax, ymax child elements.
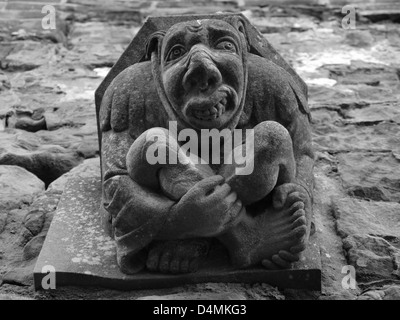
<box><xmin>0</xmin><ymin>0</ymin><xmax>400</xmax><ymax>300</ymax></box>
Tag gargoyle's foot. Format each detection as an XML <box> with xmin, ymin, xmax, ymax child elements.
<box><xmin>117</xmin><ymin>249</ymin><xmax>147</xmax><ymax>275</ymax></box>
<box><xmin>146</xmin><ymin>239</ymin><xmax>210</xmax><ymax>274</ymax></box>
<box><xmin>219</xmin><ymin>199</ymin><xmax>308</xmax><ymax>269</ymax></box>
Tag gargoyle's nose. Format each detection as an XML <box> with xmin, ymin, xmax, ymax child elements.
<box><xmin>182</xmin><ymin>49</ymin><xmax>222</xmax><ymax>93</ymax></box>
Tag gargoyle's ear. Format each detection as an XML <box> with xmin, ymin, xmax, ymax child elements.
<box><xmin>224</xmin><ymin>16</ymin><xmax>250</xmax><ymax>52</ymax></box>
<box><xmin>145</xmin><ymin>30</ymin><xmax>166</xmax><ymax>60</ymax></box>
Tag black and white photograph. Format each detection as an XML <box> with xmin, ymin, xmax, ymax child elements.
<box><xmin>0</xmin><ymin>0</ymin><xmax>399</xmax><ymax>304</ymax></box>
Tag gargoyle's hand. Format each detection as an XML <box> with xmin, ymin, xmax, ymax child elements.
<box><xmin>171</xmin><ymin>175</ymin><xmax>245</xmax><ymax>238</ymax></box>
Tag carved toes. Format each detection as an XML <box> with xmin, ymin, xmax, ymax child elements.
<box><xmin>145</xmin><ymin>239</ymin><xmax>209</xmax><ymax>274</ymax></box>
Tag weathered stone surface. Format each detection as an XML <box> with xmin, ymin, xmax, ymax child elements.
<box><xmin>343</xmin><ymin>235</ymin><xmax>400</xmax><ymax>282</ymax></box>
<box><xmin>0</xmin><ymin>150</ymin><xmax>83</xmax><ymax>187</ymax></box>
<box><xmin>382</xmin><ymin>285</ymin><xmax>400</xmax><ymax>300</ymax></box>
<box><xmin>0</xmin><ymin>71</ymin><xmax>11</xmax><ymax>91</ymax></box>
<box><xmin>243</xmin><ymin>10</ymin><xmax>319</xmax><ymax>34</ymax></box>
<box><xmin>344</xmin><ymin>31</ymin><xmax>375</xmax><ymax>48</ymax></box>
<box><xmin>358</xmin><ymin>284</ymin><xmax>400</xmax><ymax>300</ymax></box>
<box><xmin>44</xmin><ymin>100</ymin><xmax>97</xmax><ymax>131</ymax></box>
<box><xmin>333</xmin><ymin>198</ymin><xmax>400</xmax><ymax>239</ymax></box>
<box><xmin>0</xmin><ymin>59</ymin><xmax>101</xmax><ymax>187</ymax></box>
<box><xmin>0</xmin><ymin>212</ymin><xmax>7</xmax><ymax>233</ymax></box>
<box><xmin>16</xmin><ymin>162</ymin><xmax>98</xmax><ymax>262</ymax></box>
<box><xmin>0</xmin><ymin>165</ymin><xmax>45</xmax><ymax>210</ymax></box>
<box><xmin>321</xmin><ymin>60</ymin><xmax>399</xmax><ymax>88</ymax></box>
<box><xmin>67</xmin><ymin>22</ymin><xmax>138</xmax><ymax>68</ymax></box>
<box><xmin>313</xmin><ymin>121</ymin><xmax>400</xmax><ymax>154</ymax></box>
<box><xmin>1</xmin><ymin>41</ymin><xmax>61</xmax><ymax>71</ymax></box>
<box><xmin>6</xmin><ymin>110</ymin><xmax>47</xmax><ymax>132</ymax></box>
<box><xmin>332</xmin><ymin>197</ymin><xmax>400</xmax><ymax>284</ymax></box>
<box><xmin>311</xmin><ymin>164</ymin><xmax>359</xmax><ymax>298</ymax></box>
<box><xmin>0</xmin><ymin>129</ymin><xmax>88</xmax><ymax>186</ymax></box>
<box><xmin>337</xmin><ymin>152</ymin><xmax>400</xmax><ymax>202</ymax></box>
<box><xmin>358</xmin><ymin>289</ymin><xmax>385</xmax><ymax>300</ymax></box>
<box><xmin>24</xmin><ymin>210</ymin><xmax>45</xmax><ymax>236</ymax></box>
<box><xmin>23</xmin><ymin>232</ymin><xmax>47</xmax><ymax>261</ymax></box>
<box><xmin>3</xmin><ymin>263</ymin><xmax>35</xmax><ymax>286</ymax></box>
<box><xmin>344</xmin><ymin>103</ymin><xmax>400</xmax><ymax>124</ymax></box>
<box><xmin>0</xmin><ymin>90</ymin><xmax>20</xmax><ymax>118</ymax></box>
<box><xmin>0</xmin><ymin>294</ymin><xmax>33</xmax><ymax>300</ymax></box>
<box><xmin>24</xmin><ymin>190</ymin><xmax>62</xmax><ymax>233</ymax></box>
<box><xmin>137</xmin><ymin>292</ymin><xmax>247</xmax><ymax>300</ymax></box>
<box><xmin>0</xmin><ymin>17</ymin><xmax>67</xmax><ymax>45</ymax></box>
<box><xmin>47</xmin><ymin>158</ymin><xmax>100</xmax><ymax>193</ymax></box>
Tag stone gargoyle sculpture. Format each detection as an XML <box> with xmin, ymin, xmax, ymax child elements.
<box><xmin>98</xmin><ymin>16</ymin><xmax>314</xmax><ymax>275</ymax></box>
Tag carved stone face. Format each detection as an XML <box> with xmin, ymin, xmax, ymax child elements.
<box><xmin>160</xmin><ymin>19</ymin><xmax>246</xmax><ymax>130</ymax></box>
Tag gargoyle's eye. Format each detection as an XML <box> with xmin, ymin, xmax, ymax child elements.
<box><xmin>215</xmin><ymin>40</ymin><xmax>237</xmax><ymax>53</ymax></box>
<box><xmin>167</xmin><ymin>46</ymin><xmax>186</xmax><ymax>61</ymax></box>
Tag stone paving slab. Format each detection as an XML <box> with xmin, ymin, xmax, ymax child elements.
<box><xmin>34</xmin><ymin>173</ymin><xmax>321</xmax><ymax>291</ymax></box>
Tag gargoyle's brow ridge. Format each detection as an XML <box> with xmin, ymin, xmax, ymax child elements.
<box><xmin>186</xmin><ymin>23</ymin><xmax>203</xmax><ymax>33</ymax></box>
<box><xmin>207</xmin><ymin>24</ymin><xmax>241</xmax><ymax>45</ymax></box>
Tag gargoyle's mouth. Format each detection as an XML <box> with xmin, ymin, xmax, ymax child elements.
<box><xmin>192</xmin><ymin>98</ymin><xmax>227</xmax><ymax>121</ymax></box>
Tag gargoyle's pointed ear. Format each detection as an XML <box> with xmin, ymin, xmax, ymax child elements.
<box><xmin>145</xmin><ymin>30</ymin><xmax>166</xmax><ymax>60</ymax></box>
<box><xmin>224</xmin><ymin>16</ymin><xmax>250</xmax><ymax>52</ymax></box>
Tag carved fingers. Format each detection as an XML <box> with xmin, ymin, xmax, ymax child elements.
<box><xmin>174</xmin><ymin>175</ymin><xmax>245</xmax><ymax>237</ymax></box>
<box><xmin>192</xmin><ymin>175</ymin><xmax>225</xmax><ymax>196</ymax></box>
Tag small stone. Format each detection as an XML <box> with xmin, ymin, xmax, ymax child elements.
<box><xmin>20</xmin><ymin>227</ymin><xmax>34</xmax><ymax>247</ymax></box>
<box><xmin>23</xmin><ymin>232</ymin><xmax>47</xmax><ymax>260</ymax></box>
<box><xmin>24</xmin><ymin>209</ymin><xmax>45</xmax><ymax>236</ymax></box>
<box><xmin>0</xmin><ymin>151</ymin><xmax>83</xmax><ymax>187</ymax></box>
<box><xmin>0</xmin><ymin>165</ymin><xmax>45</xmax><ymax>210</ymax></box>
<box><xmin>345</xmin><ymin>31</ymin><xmax>374</xmax><ymax>48</ymax></box>
<box><xmin>6</xmin><ymin>109</ymin><xmax>46</xmax><ymax>132</ymax></box>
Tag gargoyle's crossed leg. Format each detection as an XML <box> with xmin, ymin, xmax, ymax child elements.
<box><xmin>218</xmin><ymin>121</ymin><xmax>308</xmax><ymax>269</ymax></box>
<box><xmin>126</xmin><ymin>121</ymin><xmax>308</xmax><ymax>273</ymax></box>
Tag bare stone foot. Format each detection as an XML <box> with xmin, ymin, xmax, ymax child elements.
<box><xmin>219</xmin><ymin>197</ymin><xmax>308</xmax><ymax>269</ymax></box>
<box><xmin>117</xmin><ymin>250</ymin><xmax>147</xmax><ymax>275</ymax></box>
<box><xmin>146</xmin><ymin>239</ymin><xmax>210</xmax><ymax>274</ymax></box>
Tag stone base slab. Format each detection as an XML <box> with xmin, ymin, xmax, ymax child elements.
<box><xmin>34</xmin><ymin>174</ymin><xmax>321</xmax><ymax>291</ymax></box>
